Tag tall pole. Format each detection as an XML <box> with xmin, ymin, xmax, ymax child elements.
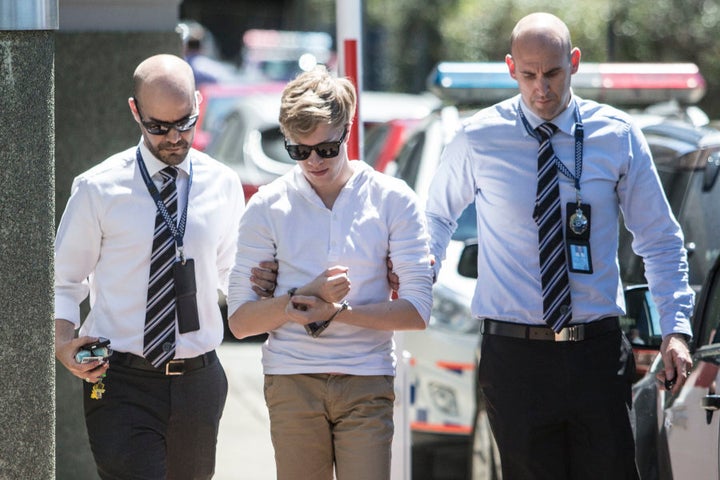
<box><xmin>336</xmin><ymin>0</ymin><xmax>363</xmax><ymax>161</ymax></box>
<box><xmin>337</xmin><ymin>6</ymin><xmax>410</xmax><ymax>478</ymax></box>
<box><xmin>0</xmin><ymin>1</ymin><xmax>57</xmax><ymax>478</ymax></box>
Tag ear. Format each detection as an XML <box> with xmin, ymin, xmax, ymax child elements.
<box><xmin>505</xmin><ymin>54</ymin><xmax>516</xmax><ymax>79</ymax></box>
<box><xmin>128</xmin><ymin>97</ymin><xmax>140</xmax><ymax>122</ymax></box>
<box><xmin>570</xmin><ymin>48</ymin><xmax>581</xmax><ymax>74</ymax></box>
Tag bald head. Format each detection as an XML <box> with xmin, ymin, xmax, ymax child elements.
<box><xmin>510</xmin><ymin>13</ymin><xmax>572</xmax><ymax>58</ymax></box>
<box><xmin>133</xmin><ymin>54</ymin><xmax>196</xmax><ymax>106</ymax></box>
<box><xmin>505</xmin><ymin>13</ymin><xmax>580</xmax><ymax>120</ymax></box>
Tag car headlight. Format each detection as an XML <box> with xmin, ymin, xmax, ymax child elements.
<box><xmin>430</xmin><ymin>286</ymin><xmax>478</xmax><ymax>334</ymax></box>
<box><xmin>428</xmin><ymin>382</ymin><xmax>459</xmax><ymax>416</ymax></box>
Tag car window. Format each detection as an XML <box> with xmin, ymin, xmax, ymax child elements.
<box><xmin>621</xmin><ymin>286</ymin><xmax>662</xmax><ymax>348</ymax></box>
<box><xmin>700</xmin><ymin>268</ymin><xmax>720</xmax><ymax>346</ymax></box>
<box><xmin>204</xmin><ymin>97</ymin><xmax>243</xmax><ymax>135</ymax></box>
<box><xmin>209</xmin><ymin>113</ymin><xmax>244</xmax><ymax>164</ymax></box>
<box><xmin>260</xmin><ymin>126</ymin><xmax>294</xmax><ymax>165</ymax></box>
<box><xmin>672</xmin><ymin>151</ymin><xmax>720</xmax><ymax>288</ymax></box>
<box><xmin>619</xmin><ymin>143</ymin><xmax>720</xmax><ymax>288</ymax></box>
<box><xmin>364</xmin><ymin>123</ymin><xmax>391</xmax><ymax>169</ymax></box>
<box><xmin>394</xmin><ymin>130</ymin><xmax>427</xmax><ymax>190</ymax></box>
<box><xmin>453</xmin><ymin>204</ymin><xmax>477</xmax><ymax>241</ymax></box>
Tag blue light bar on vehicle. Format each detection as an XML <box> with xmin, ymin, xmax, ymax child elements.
<box><xmin>428</xmin><ymin>62</ymin><xmax>706</xmax><ymax>106</ymax></box>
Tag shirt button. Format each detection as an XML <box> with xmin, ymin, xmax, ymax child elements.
<box><xmin>162</xmin><ymin>342</ymin><xmax>174</xmax><ymax>352</ymax></box>
<box><xmin>560</xmin><ymin>305</ymin><xmax>570</xmax><ymax>315</ymax></box>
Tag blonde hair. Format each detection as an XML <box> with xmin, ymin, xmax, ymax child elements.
<box><xmin>278</xmin><ymin>65</ymin><xmax>356</xmax><ymax>139</ymax></box>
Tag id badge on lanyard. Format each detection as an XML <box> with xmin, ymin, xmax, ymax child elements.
<box><xmin>520</xmin><ymin>103</ymin><xmax>593</xmax><ymax>274</ymax></box>
<box><xmin>136</xmin><ymin>148</ymin><xmax>200</xmax><ymax>332</ymax></box>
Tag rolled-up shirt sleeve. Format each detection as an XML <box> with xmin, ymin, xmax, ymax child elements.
<box><xmin>227</xmin><ymin>199</ymin><xmax>275</xmax><ymax>317</ymax></box>
<box><xmin>387</xmin><ymin>187</ymin><xmax>434</xmax><ymax>324</ymax></box>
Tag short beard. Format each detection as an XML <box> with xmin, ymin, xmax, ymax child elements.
<box><xmin>144</xmin><ymin>137</ymin><xmax>190</xmax><ymax>166</ymax></box>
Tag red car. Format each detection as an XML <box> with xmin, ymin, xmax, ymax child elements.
<box><xmin>364</xmin><ymin>117</ymin><xmax>424</xmax><ymax>173</ymax></box>
<box><xmin>193</xmin><ymin>81</ymin><xmax>287</xmax><ymax>151</ymax></box>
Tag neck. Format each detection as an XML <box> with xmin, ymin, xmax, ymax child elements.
<box><xmin>312</xmin><ymin>162</ymin><xmax>354</xmax><ymax>210</ymax></box>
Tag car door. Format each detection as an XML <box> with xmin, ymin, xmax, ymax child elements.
<box><xmin>662</xmin><ymin>252</ymin><xmax>720</xmax><ymax>478</ymax></box>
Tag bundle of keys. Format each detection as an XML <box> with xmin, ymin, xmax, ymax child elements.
<box><xmin>91</xmin><ymin>380</ymin><xmax>106</xmax><ymax>400</ymax></box>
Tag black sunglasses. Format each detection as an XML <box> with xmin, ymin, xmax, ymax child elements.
<box><xmin>284</xmin><ymin>126</ymin><xmax>348</xmax><ymax>161</ymax></box>
<box><xmin>133</xmin><ymin>97</ymin><xmax>199</xmax><ymax>136</ymax></box>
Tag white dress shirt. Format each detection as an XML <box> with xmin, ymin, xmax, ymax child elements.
<box><xmin>228</xmin><ymin>161</ymin><xmax>433</xmax><ymax>376</ymax></box>
<box><xmin>54</xmin><ymin>141</ymin><xmax>245</xmax><ymax>358</ymax></box>
<box><xmin>426</xmin><ymin>94</ymin><xmax>694</xmax><ymax>337</ymax></box>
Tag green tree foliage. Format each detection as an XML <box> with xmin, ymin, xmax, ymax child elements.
<box><xmin>364</xmin><ymin>0</ymin><xmax>719</xmax><ymax>117</ymax></box>
<box><xmin>365</xmin><ymin>0</ymin><xmax>459</xmax><ymax>92</ymax></box>
<box><xmin>365</xmin><ymin>0</ymin><xmax>613</xmax><ymax>93</ymax></box>
<box><xmin>612</xmin><ymin>0</ymin><xmax>720</xmax><ymax>117</ymax></box>
<box><xmin>291</xmin><ymin>0</ymin><xmax>719</xmax><ymax>117</ymax></box>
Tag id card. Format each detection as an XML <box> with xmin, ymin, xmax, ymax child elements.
<box><xmin>565</xmin><ymin>203</ymin><xmax>593</xmax><ymax>274</ymax></box>
<box><xmin>174</xmin><ymin>258</ymin><xmax>200</xmax><ymax>333</ymax></box>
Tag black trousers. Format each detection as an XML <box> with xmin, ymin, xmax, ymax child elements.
<box><xmin>83</xmin><ymin>352</ymin><xmax>228</xmax><ymax>480</ymax></box>
<box><xmin>477</xmin><ymin>328</ymin><xmax>640</xmax><ymax>480</ymax></box>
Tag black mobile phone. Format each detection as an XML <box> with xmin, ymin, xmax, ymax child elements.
<box><xmin>83</xmin><ymin>337</ymin><xmax>111</xmax><ymax>351</ymax></box>
<box><xmin>75</xmin><ymin>337</ymin><xmax>112</xmax><ymax>363</ymax></box>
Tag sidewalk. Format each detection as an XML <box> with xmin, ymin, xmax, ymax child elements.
<box><xmin>215</xmin><ymin>342</ymin><xmax>276</xmax><ymax>480</ymax></box>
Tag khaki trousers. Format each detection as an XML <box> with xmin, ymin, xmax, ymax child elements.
<box><xmin>264</xmin><ymin>373</ymin><xmax>395</xmax><ymax>480</ymax></box>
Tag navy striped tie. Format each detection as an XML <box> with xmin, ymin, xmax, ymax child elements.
<box><xmin>143</xmin><ymin>166</ymin><xmax>178</xmax><ymax>367</ymax></box>
<box><xmin>533</xmin><ymin>123</ymin><xmax>572</xmax><ymax>331</ymax></box>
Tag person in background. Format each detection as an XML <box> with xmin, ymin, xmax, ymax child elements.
<box><xmin>180</xmin><ymin>22</ymin><xmax>231</xmax><ymax>86</ymax></box>
<box><xmin>227</xmin><ymin>65</ymin><xmax>433</xmax><ymax>480</ymax></box>
<box><xmin>424</xmin><ymin>12</ymin><xmax>693</xmax><ymax>479</ymax></box>
<box><xmin>54</xmin><ymin>54</ymin><xmax>275</xmax><ymax>480</ymax></box>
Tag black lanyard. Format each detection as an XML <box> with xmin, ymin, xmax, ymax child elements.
<box><xmin>519</xmin><ymin>102</ymin><xmax>585</xmax><ymax>202</ymax></box>
<box><xmin>135</xmin><ymin>148</ymin><xmax>193</xmax><ymax>262</ymax></box>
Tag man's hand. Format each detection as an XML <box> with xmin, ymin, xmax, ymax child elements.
<box><xmin>55</xmin><ymin>320</ymin><xmax>109</xmax><ymax>383</ymax></box>
<box><xmin>304</xmin><ymin>266</ymin><xmax>351</xmax><ymax>303</ymax></box>
<box><xmin>386</xmin><ymin>255</ymin><xmax>435</xmax><ymax>293</ymax></box>
<box><xmin>251</xmin><ymin>260</ymin><xmax>279</xmax><ymax>298</ymax></box>
<box><xmin>284</xmin><ymin>294</ymin><xmax>336</xmax><ymax>325</ymax></box>
<box><xmin>386</xmin><ymin>258</ymin><xmax>399</xmax><ymax>292</ymax></box>
<box><xmin>656</xmin><ymin>333</ymin><xmax>693</xmax><ymax>395</ymax></box>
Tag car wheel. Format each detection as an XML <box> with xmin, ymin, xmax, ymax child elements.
<box><xmin>469</xmin><ymin>391</ymin><xmax>502</xmax><ymax>480</ymax></box>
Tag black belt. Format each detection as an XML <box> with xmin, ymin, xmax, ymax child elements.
<box><xmin>481</xmin><ymin>317</ymin><xmax>620</xmax><ymax>342</ymax></box>
<box><xmin>111</xmin><ymin>350</ymin><xmax>217</xmax><ymax>375</ymax></box>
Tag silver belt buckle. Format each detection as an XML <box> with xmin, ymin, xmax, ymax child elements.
<box><xmin>554</xmin><ymin>325</ymin><xmax>582</xmax><ymax>342</ymax></box>
<box><xmin>165</xmin><ymin>359</ymin><xmax>186</xmax><ymax>375</ymax></box>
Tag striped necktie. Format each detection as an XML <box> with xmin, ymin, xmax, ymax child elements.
<box><xmin>143</xmin><ymin>166</ymin><xmax>178</xmax><ymax>367</ymax></box>
<box><xmin>533</xmin><ymin>123</ymin><xmax>572</xmax><ymax>332</ymax></box>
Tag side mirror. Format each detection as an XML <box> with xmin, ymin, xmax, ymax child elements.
<box><xmin>458</xmin><ymin>239</ymin><xmax>478</xmax><ymax>279</ymax></box>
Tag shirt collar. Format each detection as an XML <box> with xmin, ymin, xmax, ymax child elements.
<box><xmin>138</xmin><ymin>140</ymin><xmax>192</xmax><ymax>178</ymax></box>
<box><xmin>518</xmin><ymin>93</ymin><xmax>578</xmax><ymax>136</ymax></box>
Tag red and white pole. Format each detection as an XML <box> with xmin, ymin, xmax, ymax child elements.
<box><xmin>336</xmin><ymin>0</ymin><xmax>363</xmax><ymax>161</ymax></box>
<box><xmin>336</xmin><ymin>7</ymin><xmax>409</xmax><ymax>478</ymax></box>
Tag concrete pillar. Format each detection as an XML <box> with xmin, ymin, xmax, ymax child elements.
<box><xmin>54</xmin><ymin>1</ymin><xmax>181</xmax><ymax>478</ymax></box>
<box><xmin>0</xmin><ymin>2</ymin><xmax>57</xmax><ymax>478</ymax></box>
